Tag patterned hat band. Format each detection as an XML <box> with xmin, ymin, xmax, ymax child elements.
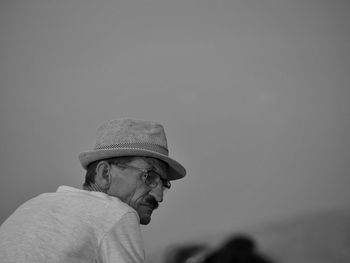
<box><xmin>95</xmin><ymin>142</ymin><xmax>169</xmax><ymax>156</ymax></box>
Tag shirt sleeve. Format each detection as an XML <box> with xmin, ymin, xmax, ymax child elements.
<box><xmin>97</xmin><ymin>212</ymin><xmax>145</xmax><ymax>263</ymax></box>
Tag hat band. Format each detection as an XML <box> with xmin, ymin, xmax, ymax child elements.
<box><xmin>95</xmin><ymin>142</ymin><xmax>169</xmax><ymax>156</ymax></box>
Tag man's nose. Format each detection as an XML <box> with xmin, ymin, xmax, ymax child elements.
<box><xmin>149</xmin><ymin>184</ymin><xmax>163</xmax><ymax>203</ymax></box>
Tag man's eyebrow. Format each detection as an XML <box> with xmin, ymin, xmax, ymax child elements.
<box><xmin>141</xmin><ymin>158</ymin><xmax>167</xmax><ymax>175</ymax></box>
<box><xmin>150</xmin><ymin>166</ymin><xmax>164</xmax><ymax>176</ymax></box>
<box><xmin>147</xmin><ymin>164</ymin><xmax>166</xmax><ymax>177</ymax></box>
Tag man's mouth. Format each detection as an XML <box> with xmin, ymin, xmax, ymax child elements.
<box><xmin>143</xmin><ymin>196</ymin><xmax>159</xmax><ymax>210</ymax></box>
<box><xmin>142</xmin><ymin>203</ymin><xmax>157</xmax><ymax>210</ymax></box>
<box><xmin>142</xmin><ymin>204</ymin><xmax>152</xmax><ymax>210</ymax></box>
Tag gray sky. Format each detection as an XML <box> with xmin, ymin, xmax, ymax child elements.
<box><xmin>1</xmin><ymin>0</ymin><xmax>350</xmax><ymax>260</ymax></box>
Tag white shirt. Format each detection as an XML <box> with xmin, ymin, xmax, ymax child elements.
<box><xmin>0</xmin><ymin>186</ymin><xmax>145</xmax><ymax>263</ymax></box>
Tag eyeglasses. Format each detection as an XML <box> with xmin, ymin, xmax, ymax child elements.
<box><xmin>111</xmin><ymin>163</ymin><xmax>171</xmax><ymax>190</ymax></box>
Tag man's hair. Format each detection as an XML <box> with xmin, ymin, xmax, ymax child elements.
<box><xmin>83</xmin><ymin>156</ymin><xmax>135</xmax><ymax>187</ymax></box>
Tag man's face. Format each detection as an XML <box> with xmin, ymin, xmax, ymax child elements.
<box><xmin>107</xmin><ymin>157</ymin><xmax>168</xmax><ymax>225</ymax></box>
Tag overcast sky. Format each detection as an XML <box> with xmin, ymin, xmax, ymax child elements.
<box><xmin>1</xmin><ymin>0</ymin><xmax>349</xmax><ymax>261</ymax></box>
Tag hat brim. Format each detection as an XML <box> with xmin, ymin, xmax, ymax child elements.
<box><xmin>79</xmin><ymin>148</ymin><xmax>186</xmax><ymax>181</ymax></box>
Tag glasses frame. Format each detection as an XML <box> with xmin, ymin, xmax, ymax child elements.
<box><xmin>111</xmin><ymin>162</ymin><xmax>171</xmax><ymax>190</ymax></box>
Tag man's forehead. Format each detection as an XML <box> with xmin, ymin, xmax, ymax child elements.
<box><xmin>132</xmin><ymin>157</ymin><xmax>168</xmax><ymax>170</ymax></box>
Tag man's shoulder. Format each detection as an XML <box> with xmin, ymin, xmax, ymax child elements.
<box><xmin>54</xmin><ymin>185</ymin><xmax>137</xmax><ymax>216</ymax></box>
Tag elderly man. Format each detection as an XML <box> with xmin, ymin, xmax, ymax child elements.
<box><xmin>0</xmin><ymin>118</ymin><xmax>186</xmax><ymax>263</ymax></box>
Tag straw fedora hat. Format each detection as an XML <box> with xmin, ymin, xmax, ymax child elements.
<box><xmin>79</xmin><ymin>118</ymin><xmax>186</xmax><ymax>180</ymax></box>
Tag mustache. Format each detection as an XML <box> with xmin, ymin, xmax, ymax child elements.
<box><xmin>144</xmin><ymin>196</ymin><xmax>159</xmax><ymax>209</ymax></box>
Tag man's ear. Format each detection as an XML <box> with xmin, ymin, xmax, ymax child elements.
<box><xmin>95</xmin><ymin>161</ymin><xmax>111</xmax><ymax>190</ymax></box>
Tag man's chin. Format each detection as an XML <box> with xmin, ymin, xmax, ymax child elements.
<box><xmin>139</xmin><ymin>213</ymin><xmax>152</xmax><ymax>225</ymax></box>
<box><xmin>140</xmin><ymin>217</ymin><xmax>151</xmax><ymax>225</ymax></box>
<box><xmin>138</xmin><ymin>206</ymin><xmax>154</xmax><ymax>225</ymax></box>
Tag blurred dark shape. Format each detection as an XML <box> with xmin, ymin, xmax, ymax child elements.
<box><xmin>204</xmin><ymin>234</ymin><xmax>275</xmax><ymax>263</ymax></box>
<box><xmin>163</xmin><ymin>243</ymin><xmax>208</xmax><ymax>263</ymax></box>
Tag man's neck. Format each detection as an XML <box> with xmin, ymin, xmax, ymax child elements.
<box><xmin>84</xmin><ymin>182</ymin><xmax>106</xmax><ymax>193</ymax></box>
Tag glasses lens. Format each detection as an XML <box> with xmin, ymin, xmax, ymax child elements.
<box><xmin>162</xmin><ymin>179</ymin><xmax>171</xmax><ymax>189</ymax></box>
<box><xmin>145</xmin><ymin>171</ymin><xmax>159</xmax><ymax>187</ymax></box>
<box><xmin>146</xmin><ymin>170</ymin><xmax>171</xmax><ymax>190</ymax></box>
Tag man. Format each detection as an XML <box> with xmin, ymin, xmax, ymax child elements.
<box><xmin>0</xmin><ymin>118</ymin><xmax>186</xmax><ymax>263</ymax></box>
